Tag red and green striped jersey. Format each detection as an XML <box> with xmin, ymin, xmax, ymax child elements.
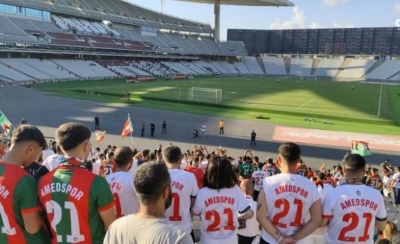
<box><xmin>0</xmin><ymin>162</ymin><xmax>50</xmax><ymax>244</ymax></box>
<box><xmin>100</xmin><ymin>160</ymin><xmax>116</xmax><ymax>177</ymax></box>
<box><xmin>38</xmin><ymin>158</ymin><xmax>115</xmax><ymax>244</ymax></box>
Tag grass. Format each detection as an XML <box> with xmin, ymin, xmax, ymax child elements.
<box><xmin>33</xmin><ymin>76</ymin><xmax>400</xmax><ymax>135</ymax></box>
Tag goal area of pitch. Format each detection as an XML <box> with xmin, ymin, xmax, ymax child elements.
<box><xmin>290</xmin><ymin>75</ymin><xmax>318</xmax><ymax>81</ymax></box>
<box><xmin>187</xmin><ymin>87</ymin><xmax>222</xmax><ymax>103</ymax></box>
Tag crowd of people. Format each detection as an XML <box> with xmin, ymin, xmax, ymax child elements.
<box><xmin>0</xmin><ymin>122</ymin><xmax>399</xmax><ymax>244</ymax></box>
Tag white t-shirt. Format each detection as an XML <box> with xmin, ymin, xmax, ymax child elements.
<box><xmin>105</xmin><ymin>171</ymin><xmax>139</xmax><ymax>217</ymax></box>
<box><xmin>323</xmin><ymin>184</ymin><xmax>387</xmax><ymax>244</ymax></box>
<box><xmin>252</xmin><ymin>170</ymin><xmax>268</xmax><ymax>191</ymax></box>
<box><xmin>382</xmin><ymin>175</ymin><xmax>391</xmax><ymax>197</ymax></box>
<box><xmin>307</xmin><ymin>183</ymin><xmax>334</xmax><ymax>237</ymax></box>
<box><xmin>42</xmin><ymin>149</ymin><xmax>55</xmax><ymax>161</ymax></box>
<box><xmin>193</xmin><ymin>185</ymin><xmax>250</xmax><ymax>244</ymax></box>
<box><xmin>200</xmin><ymin>160</ymin><xmax>208</xmax><ymax>172</ymax></box>
<box><xmin>261</xmin><ymin>173</ymin><xmax>320</xmax><ymax>244</ymax></box>
<box><xmin>104</xmin><ymin>215</ymin><xmax>193</xmax><ymax>244</ymax></box>
<box><xmin>42</xmin><ymin>154</ymin><xmax>64</xmax><ymax>171</ymax></box>
<box><xmin>238</xmin><ymin>195</ymin><xmax>259</xmax><ymax>238</ymax></box>
<box><xmin>180</xmin><ymin>160</ymin><xmax>188</xmax><ymax>170</ymax></box>
<box><xmin>92</xmin><ymin>162</ymin><xmax>101</xmax><ymax>175</ymax></box>
<box><xmin>165</xmin><ymin>169</ymin><xmax>199</xmax><ymax>234</ymax></box>
<box><xmin>392</xmin><ymin>172</ymin><xmax>400</xmax><ymax>188</ymax></box>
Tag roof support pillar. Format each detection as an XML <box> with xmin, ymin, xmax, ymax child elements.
<box><xmin>214</xmin><ymin>0</ymin><xmax>221</xmax><ymax>41</ymax></box>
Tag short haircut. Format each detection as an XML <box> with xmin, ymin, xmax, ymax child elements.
<box><xmin>142</xmin><ymin>149</ymin><xmax>150</xmax><ymax>158</ymax></box>
<box><xmin>317</xmin><ymin>171</ymin><xmax>325</xmax><ymax>180</ymax></box>
<box><xmin>114</xmin><ymin>147</ymin><xmax>133</xmax><ymax>167</ymax></box>
<box><xmin>278</xmin><ymin>142</ymin><xmax>301</xmax><ymax>165</ymax></box>
<box><xmin>107</xmin><ymin>152</ymin><xmax>114</xmax><ymax>159</ymax></box>
<box><xmin>375</xmin><ymin>239</ymin><xmax>391</xmax><ymax>244</ymax></box>
<box><xmin>56</xmin><ymin>123</ymin><xmax>91</xmax><ymax>151</ymax></box>
<box><xmin>11</xmin><ymin>125</ymin><xmax>46</xmax><ymax>148</ymax></box>
<box><xmin>344</xmin><ymin>154</ymin><xmax>366</xmax><ymax>172</ymax></box>
<box><xmin>134</xmin><ymin>161</ymin><xmax>171</xmax><ymax>205</ymax></box>
<box><xmin>204</xmin><ymin>156</ymin><xmax>238</xmax><ymax>190</ymax></box>
<box><xmin>162</xmin><ymin>145</ymin><xmax>182</xmax><ymax>164</ymax></box>
<box><xmin>253</xmin><ymin>156</ymin><xmax>259</xmax><ymax>162</ymax></box>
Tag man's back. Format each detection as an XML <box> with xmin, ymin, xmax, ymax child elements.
<box><xmin>239</xmin><ymin>163</ymin><xmax>252</xmax><ymax>178</ymax></box>
<box><xmin>323</xmin><ymin>184</ymin><xmax>386</xmax><ymax>244</ymax></box>
<box><xmin>38</xmin><ymin>160</ymin><xmax>114</xmax><ymax>244</ymax></box>
<box><xmin>252</xmin><ymin>170</ymin><xmax>268</xmax><ymax>191</ymax></box>
<box><xmin>165</xmin><ymin>169</ymin><xmax>199</xmax><ymax>234</ymax></box>
<box><xmin>264</xmin><ymin>164</ymin><xmax>278</xmax><ymax>177</ymax></box>
<box><xmin>261</xmin><ymin>173</ymin><xmax>319</xmax><ymax>243</ymax></box>
<box><xmin>104</xmin><ymin>215</ymin><xmax>193</xmax><ymax>244</ymax></box>
<box><xmin>105</xmin><ymin>172</ymin><xmax>138</xmax><ymax>218</ymax></box>
<box><xmin>296</xmin><ymin>164</ymin><xmax>308</xmax><ymax>177</ymax></box>
<box><xmin>100</xmin><ymin>160</ymin><xmax>116</xmax><ymax>177</ymax></box>
<box><xmin>0</xmin><ymin>163</ymin><xmax>49</xmax><ymax>244</ymax></box>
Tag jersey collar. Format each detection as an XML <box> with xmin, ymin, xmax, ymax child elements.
<box><xmin>59</xmin><ymin>157</ymin><xmax>86</xmax><ymax>169</ymax></box>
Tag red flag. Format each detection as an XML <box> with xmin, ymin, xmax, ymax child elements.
<box><xmin>121</xmin><ymin>115</ymin><xmax>133</xmax><ymax>138</ymax></box>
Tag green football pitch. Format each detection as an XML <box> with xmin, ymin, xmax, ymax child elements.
<box><xmin>34</xmin><ymin>76</ymin><xmax>400</xmax><ymax>135</ymax></box>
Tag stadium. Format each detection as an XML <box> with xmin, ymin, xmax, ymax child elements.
<box><xmin>0</xmin><ymin>0</ymin><xmax>400</xmax><ymax>243</ymax></box>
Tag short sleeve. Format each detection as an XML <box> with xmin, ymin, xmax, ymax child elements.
<box><xmin>392</xmin><ymin>174</ymin><xmax>398</xmax><ymax>180</ymax></box>
<box><xmin>192</xmin><ymin>190</ymin><xmax>203</xmax><ymax>215</ymax></box>
<box><xmin>376</xmin><ymin>194</ymin><xmax>387</xmax><ymax>220</ymax></box>
<box><xmin>235</xmin><ymin>186</ymin><xmax>250</xmax><ymax>214</ymax></box>
<box><xmin>322</xmin><ymin>191</ymin><xmax>334</xmax><ymax>219</ymax></box>
<box><xmin>310</xmin><ymin>183</ymin><xmax>320</xmax><ymax>203</ymax></box>
<box><xmin>17</xmin><ymin>175</ymin><xmax>41</xmax><ymax>214</ymax></box>
<box><xmin>190</xmin><ymin>174</ymin><xmax>199</xmax><ymax>198</ymax></box>
<box><xmin>94</xmin><ymin>176</ymin><xmax>115</xmax><ymax>211</ymax></box>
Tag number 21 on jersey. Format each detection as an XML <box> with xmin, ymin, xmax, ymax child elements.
<box><xmin>272</xmin><ymin>198</ymin><xmax>303</xmax><ymax>228</ymax></box>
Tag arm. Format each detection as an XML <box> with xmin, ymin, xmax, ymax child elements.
<box><xmin>99</xmin><ymin>208</ymin><xmax>117</xmax><ymax>231</ymax></box>
<box><xmin>238</xmin><ymin>208</ymin><xmax>253</xmax><ymax>220</ymax></box>
<box><xmin>292</xmin><ymin>199</ymin><xmax>322</xmax><ymax>241</ymax></box>
<box><xmin>96</xmin><ymin>177</ymin><xmax>117</xmax><ymax>230</ymax></box>
<box><xmin>203</xmin><ymin>146</ymin><xmax>210</xmax><ymax>156</ymax></box>
<box><xmin>375</xmin><ymin>220</ymin><xmax>386</xmax><ymax>232</ymax></box>
<box><xmin>22</xmin><ymin>210</ymin><xmax>44</xmax><ymax>234</ymax></box>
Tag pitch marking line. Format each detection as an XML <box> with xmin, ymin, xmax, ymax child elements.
<box><xmin>296</xmin><ymin>99</ymin><xmax>314</xmax><ymax>109</ymax></box>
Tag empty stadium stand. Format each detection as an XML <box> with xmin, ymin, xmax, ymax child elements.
<box><xmin>313</xmin><ymin>58</ymin><xmax>344</xmax><ymax>77</ymax></box>
<box><xmin>243</xmin><ymin>57</ymin><xmax>265</xmax><ymax>75</ymax></box>
<box><xmin>289</xmin><ymin>58</ymin><xmax>313</xmax><ymax>76</ymax></box>
<box><xmin>51</xmin><ymin>60</ymin><xmax>118</xmax><ymax>79</ymax></box>
<box><xmin>336</xmin><ymin>59</ymin><xmax>377</xmax><ymax>79</ymax></box>
<box><xmin>364</xmin><ymin>60</ymin><xmax>400</xmax><ymax>80</ymax></box>
<box><xmin>263</xmin><ymin>57</ymin><xmax>287</xmax><ymax>75</ymax></box>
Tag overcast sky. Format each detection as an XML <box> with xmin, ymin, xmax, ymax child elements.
<box><xmin>127</xmin><ymin>0</ymin><xmax>400</xmax><ymax>40</ymax></box>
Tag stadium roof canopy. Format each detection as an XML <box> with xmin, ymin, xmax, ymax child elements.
<box><xmin>173</xmin><ymin>0</ymin><xmax>294</xmax><ymax>6</ymax></box>
<box><xmin>172</xmin><ymin>0</ymin><xmax>293</xmax><ymax>40</ymax></box>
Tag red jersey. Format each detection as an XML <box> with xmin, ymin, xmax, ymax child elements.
<box><xmin>307</xmin><ymin>170</ymin><xmax>315</xmax><ymax>179</ymax></box>
<box><xmin>183</xmin><ymin>165</ymin><xmax>205</xmax><ymax>189</ymax></box>
<box><xmin>368</xmin><ymin>174</ymin><xmax>382</xmax><ymax>190</ymax></box>
<box><xmin>325</xmin><ymin>177</ymin><xmax>335</xmax><ymax>186</ymax></box>
<box><xmin>38</xmin><ymin>158</ymin><xmax>114</xmax><ymax>244</ymax></box>
<box><xmin>100</xmin><ymin>160</ymin><xmax>116</xmax><ymax>177</ymax></box>
<box><xmin>314</xmin><ymin>180</ymin><xmax>324</xmax><ymax>189</ymax></box>
<box><xmin>296</xmin><ymin>164</ymin><xmax>308</xmax><ymax>177</ymax></box>
<box><xmin>263</xmin><ymin>164</ymin><xmax>278</xmax><ymax>176</ymax></box>
<box><xmin>0</xmin><ymin>162</ymin><xmax>50</xmax><ymax>244</ymax></box>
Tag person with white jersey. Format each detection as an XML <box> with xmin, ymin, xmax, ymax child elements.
<box><xmin>105</xmin><ymin>146</ymin><xmax>139</xmax><ymax>218</ymax></box>
<box><xmin>304</xmin><ymin>171</ymin><xmax>334</xmax><ymax>244</ymax></box>
<box><xmin>321</xmin><ymin>154</ymin><xmax>387</xmax><ymax>244</ymax></box>
<box><xmin>256</xmin><ymin>142</ymin><xmax>321</xmax><ymax>244</ymax></box>
<box><xmin>390</xmin><ymin>166</ymin><xmax>400</xmax><ymax>207</ymax></box>
<box><xmin>252</xmin><ymin>162</ymin><xmax>268</xmax><ymax>201</ymax></box>
<box><xmin>193</xmin><ymin>156</ymin><xmax>253</xmax><ymax>244</ymax></box>
<box><xmin>238</xmin><ymin>179</ymin><xmax>260</xmax><ymax>244</ymax></box>
<box><xmin>163</xmin><ymin>145</ymin><xmax>199</xmax><ymax>242</ymax></box>
<box><xmin>42</xmin><ymin>144</ymin><xmax>64</xmax><ymax>171</ymax></box>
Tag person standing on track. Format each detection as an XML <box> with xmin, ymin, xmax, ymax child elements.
<box><xmin>162</xmin><ymin>119</ymin><xmax>167</xmax><ymax>134</ymax></box>
<box><xmin>250</xmin><ymin>130</ymin><xmax>256</xmax><ymax>147</ymax></box>
<box><xmin>321</xmin><ymin>154</ymin><xmax>387</xmax><ymax>244</ymax></box>
<box><xmin>257</xmin><ymin>142</ymin><xmax>321</xmax><ymax>244</ymax></box>
<box><xmin>94</xmin><ymin>115</ymin><xmax>100</xmax><ymax>130</ymax></box>
<box><xmin>150</xmin><ymin>122</ymin><xmax>155</xmax><ymax>137</ymax></box>
<box><xmin>219</xmin><ymin>120</ymin><xmax>225</xmax><ymax>135</ymax></box>
<box><xmin>39</xmin><ymin>122</ymin><xmax>116</xmax><ymax>244</ymax></box>
<box><xmin>141</xmin><ymin>121</ymin><xmax>145</xmax><ymax>137</ymax></box>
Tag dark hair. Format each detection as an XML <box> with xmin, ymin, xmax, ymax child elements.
<box><xmin>142</xmin><ymin>149</ymin><xmax>150</xmax><ymax>158</ymax></box>
<box><xmin>344</xmin><ymin>154</ymin><xmax>366</xmax><ymax>172</ymax></box>
<box><xmin>317</xmin><ymin>171</ymin><xmax>325</xmax><ymax>180</ymax></box>
<box><xmin>375</xmin><ymin>239</ymin><xmax>391</xmax><ymax>244</ymax></box>
<box><xmin>11</xmin><ymin>125</ymin><xmax>46</xmax><ymax>148</ymax></box>
<box><xmin>203</xmin><ymin>156</ymin><xmax>238</xmax><ymax>190</ymax></box>
<box><xmin>257</xmin><ymin>162</ymin><xmax>263</xmax><ymax>170</ymax></box>
<box><xmin>253</xmin><ymin>156</ymin><xmax>259</xmax><ymax>162</ymax></box>
<box><xmin>107</xmin><ymin>152</ymin><xmax>114</xmax><ymax>159</ymax></box>
<box><xmin>162</xmin><ymin>145</ymin><xmax>182</xmax><ymax>164</ymax></box>
<box><xmin>278</xmin><ymin>142</ymin><xmax>301</xmax><ymax>165</ymax></box>
<box><xmin>56</xmin><ymin>123</ymin><xmax>91</xmax><ymax>151</ymax></box>
<box><xmin>85</xmin><ymin>161</ymin><xmax>93</xmax><ymax>172</ymax></box>
<box><xmin>134</xmin><ymin>161</ymin><xmax>171</xmax><ymax>205</ymax></box>
<box><xmin>114</xmin><ymin>146</ymin><xmax>133</xmax><ymax>167</ymax></box>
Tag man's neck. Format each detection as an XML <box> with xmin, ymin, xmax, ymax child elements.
<box><xmin>166</xmin><ymin>163</ymin><xmax>180</xmax><ymax>170</ymax></box>
<box><xmin>279</xmin><ymin>165</ymin><xmax>296</xmax><ymax>174</ymax></box>
<box><xmin>1</xmin><ymin>151</ymin><xmax>23</xmax><ymax>166</ymax></box>
<box><xmin>137</xmin><ymin>203</ymin><xmax>165</xmax><ymax>219</ymax></box>
<box><xmin>114</xmin><ymin>167</ymin><xmax>127</xmax><ymax>173</ymax></box>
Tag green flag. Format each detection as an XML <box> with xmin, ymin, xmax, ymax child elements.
<box><xmin>351</xmin><ymin>140</ymin><xmax>372</xmax><ymax>156</ymax></box>
<box><xmin>0</xmin><ymin>112</ymin><xmax>12</xmax><ymax>137</ymax></box>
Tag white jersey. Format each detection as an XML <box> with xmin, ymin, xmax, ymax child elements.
<box><xmin>42</xmin><ymin>149</ymin><xmax>55</xmax><ymax>161</ymax></box>
<box><xmin>193</xmin><ymin>185</ymin><xmax>250</xmax><ymax>244</ymax></box>
<box><xmin>165</xmin><ymin>169</ymin><xmax>199</xmax><ymax>235</ymax></box>
<box><xmin>238</xmin><ymin>195</ymin><xmax>259</xmax><ymax>238</ymax></box>
<box><xmin>261</xmin><ymin>173</ymin><xmax>320</xmax><ymax>244</ymax></box>
<box><xmin>323</xmin><ymin>184</ymin><xmax>387</xmax><ymax>244</ymax></box>
<box><xmin>392</xmin><ymin>172</ymin><xmax>400</xmax><ymax>188</ymax></box>
<box><xmin>92</xmin><ymin>162</ymin><xmax>101</xmax><ymax>175</ymax></box>
<box><xmin>105</xmin><ymin>171</ymin><xmax>138</xmax><ymax>218</ymax></box>
<box><xmin>42</xmin><ymin>154</ymin><xmax>64</xmax><ymax>171</ymax></box>
<box><xmin>252</xmin><ymin>170</ymin><xmax>268</xmax><ymax>191</ymax></box>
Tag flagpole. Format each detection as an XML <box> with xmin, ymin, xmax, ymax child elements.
<box><xmin>128</xmin><ymin>113</ymin><xmax>133</xmax><ymax>148</ymax></box>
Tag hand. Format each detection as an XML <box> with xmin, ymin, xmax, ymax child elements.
<box><xmin>280</xmin><ymin>237</ymin><xmax>296</xmax><ymax>244</ymax></box>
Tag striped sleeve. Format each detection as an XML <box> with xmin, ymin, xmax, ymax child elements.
<box><xmin>94</xmin><ymin>176</ymin><xmax>115</xmax><ymax>211</ymax></box>
<box><xmin>16</xmin><ymin>175</ymin><xmax>41</xmax><ymax>214</ymax></box>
